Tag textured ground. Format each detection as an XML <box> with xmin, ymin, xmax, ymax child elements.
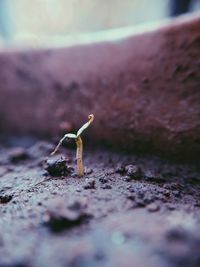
<box><xmin>0</xmin><ymin>138</ymin><xmax>200</xmax><ymax>267</ymax></box>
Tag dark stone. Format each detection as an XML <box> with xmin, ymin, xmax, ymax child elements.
<box><xmin>126</xmin><ymin>193</ymin><xmax>135</xmax><ymax>201</ymax></box>
<box><xmin>45</xmin><ymin>158</ymin><xmax>73</xmax><ymax>176</ymax></box>
<box><xmin>43</xmin><ymin>209</ymin><xmax>91</xmax><ymax>233</ymax></box>
<box><xmin>85</xmin><ymin>168</ymin><xmax>93</xmax><ymax>175</ymax></box>
<box><xmin>125</xmin><ymin>165</ymin><xmax>142</xmax><ymax>179</ymax></box>
<box><xmin>101</xmin><ymin>184</ymin><xmax>112</xmax><ymax>189</ymax></box>
<box><xmin>172</xmin><ymin>190</ymin><xmax>181</xmax><ymax>198</ymax></box>
<box><xmin>115</xmin><ymin>164</ymin><xmax>126</xmax><ymax>175</ymax></box>
<box><xmin>0</xmin><ymin>194</ymin><xmax>13</xmax><ymax>204</ymax></box>
<box><xmin>99</xmin><ymin>176</ymin><xmax>108</xmax><ymax>184</ymax></box>
<box><xmin>84</xmin><ymin>178</ymin><xmax>96</xmax><ymax>189</ymax></box>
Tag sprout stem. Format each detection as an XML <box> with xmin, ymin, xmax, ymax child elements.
<box><xmin>76</xmin><ymin>136</ymin><xmax>84</xmax><ymax>177</ymax></box>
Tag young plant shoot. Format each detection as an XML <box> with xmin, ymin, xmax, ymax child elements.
<box><xmin>51</xmin><ymin>114</ymin><xmax>94</xmax><ymax>177</ymax></box>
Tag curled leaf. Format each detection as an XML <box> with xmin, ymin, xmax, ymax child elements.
<box><xmin>77</xmin><ymin>114</ymin><xmax>94</xmax><ymax>136</ymax></box>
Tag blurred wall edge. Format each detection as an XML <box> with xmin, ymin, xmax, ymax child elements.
<box><xmin>0</xmin><ymin>14</ymin><xmax>199</xmax><ymax>161</ymax></box>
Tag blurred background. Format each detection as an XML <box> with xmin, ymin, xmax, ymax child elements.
<box><xmin>0</xmin><ymin>0</ymin><xmax>199</xmax><ymax>45</ymax></box>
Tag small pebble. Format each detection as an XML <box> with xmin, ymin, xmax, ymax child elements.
<box><xmin>84</xmin><ymin>178</ymin><xmax>96</xmax><ymax>189</ymax></box>
<box><xmin>101</xmin><ymin>184</ymin><xmax>112</xmax><ymax>190</ymax></box>
<box><xmin>172</xmin><ymin>190</ymin><xmax>181</xmax><ymax>198</ymax></box>
<box><xmin>99</xmin><ymin>176</ymin><xmax>108</xmax><ymax>184</ymax></box>
<box><xmin>43</xmin><ymin>209</ymin><xmax>91</xmax><ymax>233</ymax></box>
<box><xmin>126</xmin><ymin>193</ymin><xmax>135</xmax><ymax>201</ymax></box>
<box><xmin>8</xmin><ymin>147</ymin><xmax>29</xmax><ymax>163</ymax></box>
<box><xmin>146</xmin><ymin>203</ymin><xmax>160</xmax><ymax>212</ymax></box>
<box><xmin>125</xmin><ymin>165</ymin><xmax>142</xmax><ymax>179</ymax></box>
<box><xmin>144</xmin><ymin>169</ymin><xmax>165</xmax><ymax>183</ymax></box>
<box><xmin>85</xmin><ymin>168</ymin><xmax>93</xmax><ymax>175</ymax></box>
<box><xmin>115</xmin><ymin>164</ymin><xmax>126</xmax><ymax>175</ymax></box>
<box><xmin>166</xmin><ymin>203</ymin><xmax>176</xmax><ymax>210</ymax></box>
<box><xmin>0</xmin><ymin>195</ymin><xmax>13</xmax><ymax>204</ymax></box>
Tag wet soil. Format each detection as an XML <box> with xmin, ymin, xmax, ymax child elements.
<box><xmin>0</xmin><ymin>138</ymin><xmax>200</xmax><ymax>267</ymax></box>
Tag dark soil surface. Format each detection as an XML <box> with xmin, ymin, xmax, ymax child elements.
<box><xmin>0</xmin><ymin>138</ymin><xmax>200</xmax><ymax>267</ymax></box>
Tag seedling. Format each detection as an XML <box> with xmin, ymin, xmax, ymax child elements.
<box><xmin>51</xmin><ymin>114</ymin><xmax>94</xmax><ymax>177</ymax></box>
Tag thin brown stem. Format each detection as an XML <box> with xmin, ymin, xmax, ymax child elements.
<box><xmin>75</xmin><ymin>136</ymin><xmax>84</xmax><ymax>177</ymax></box>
